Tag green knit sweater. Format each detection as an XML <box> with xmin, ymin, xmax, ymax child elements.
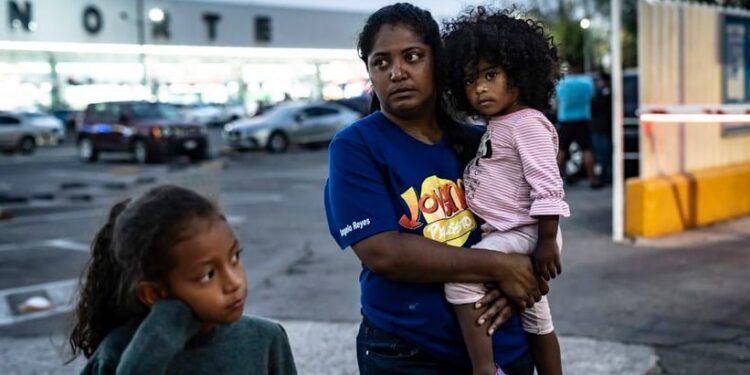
<box><xmin>81</xmin><ymin>300</ymin><xmax>297</xmax><ymax>374</ymax></box>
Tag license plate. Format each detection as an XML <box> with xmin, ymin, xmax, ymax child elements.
<box><xmin>184</xmin><ymin>140</ymin><xmax>197</xmax><ymax>150</ymax></box>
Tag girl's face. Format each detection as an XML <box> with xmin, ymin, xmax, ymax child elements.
<box><xmin>367</xmin><ymin>24</ymin><xmax>436</xmax><ymax>118</ymax></box>
<box><xmin>464</xmin><ymin>60</ymin><xmax>520</xmax><ymax>117</ymax></box>
<box><xmin>166</xmin><ymin>217</ymin><xmax>247</xmax><ymax>327</ymax></box>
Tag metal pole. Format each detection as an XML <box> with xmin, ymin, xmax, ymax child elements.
<box><xmin>137</xmin><ymin>0</ymin><xmax>147</xmax><ymax>87</ymax></box>
<box><xmin>612</xmin><ymin>0</ymin><xmax>625</xmax><ymax>242</ymax></box>
<box><xmin>583</xmin><ymin>29</ymin><xmax>592</xmax><ymax>73</ymax></box>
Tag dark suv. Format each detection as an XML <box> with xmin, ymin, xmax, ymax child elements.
<box><xmin>77</xmin><ymin>101</ymin><xmax>208</xmax><ymax>164</ymax></box>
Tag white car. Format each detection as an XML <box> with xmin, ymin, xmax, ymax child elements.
<box><xmin>223</xmin><ymin>102</ymin><xmax>360</xmax><ymax>153</ymax></box>
<box><xmin>0</xmin><ymin>112</ymin><xmax>60</xmax><ymax>154</ymax></box>
<box><xmin>17</xmin><ymin>112</ymin><xmax>66</xmax><ymax>143</ymax></box>
<box><xmin>183</xmin><ymin>102</ymin><xmax>245</xmax><ymax>126</ymax></box>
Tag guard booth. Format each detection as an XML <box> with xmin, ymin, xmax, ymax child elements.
<box><xmin>624</xmin><ymin>0</ymin><xmax>750</xmax><ymax>237</ymax></box>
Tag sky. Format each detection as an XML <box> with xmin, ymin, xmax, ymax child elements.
<box><xmin>173</xmin><ymin>0</ymin><xmax>531</xmax><ymax>19</ymax></box>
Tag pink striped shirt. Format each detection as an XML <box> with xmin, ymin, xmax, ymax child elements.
<box><xmin>464</xmin><ymin>108</ymin><xmax>570</xmax><ymax>232</ymax></box>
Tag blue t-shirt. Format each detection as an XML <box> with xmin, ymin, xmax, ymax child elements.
<box><xmin>556</xmin><ymin>74</ymin><xmax>595</xmax><ymax>122</ymax></box>
<box><xmin>324</xmin><ymin>111</ymin><xmax>529</xmax><ymax>368</ymax></box>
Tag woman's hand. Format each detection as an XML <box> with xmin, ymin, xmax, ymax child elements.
<box><xmin>493</xmin><ymin>253</ymin><xmax>548</xmax><ymax>309</ymax></box>
<box><xmin>474</xmin><ymin>287</ymin><xmax>514</xmax><ymax>336</ymax></box>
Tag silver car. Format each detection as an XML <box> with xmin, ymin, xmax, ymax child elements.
<box><xmin>17</xmin><ymin>112</ymin><xmax>66</xmax><ymax>143</ymax></box>
<box><xmin>0</xmin><ymin>112</ymin><xmax>60</xmax><ymax>154</ymax></box>
<box><xmin>223</xmin><ymin>102</ymin><xmax>360</xmax><ymax>153</ymax></box>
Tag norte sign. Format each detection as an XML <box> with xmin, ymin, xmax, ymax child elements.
<box><xmin>6</xmin><ymin>0</ymin><xmax>272</xmax><ymax>42</ymax></box>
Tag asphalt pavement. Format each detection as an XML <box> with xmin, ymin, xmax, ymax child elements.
<box><xmin>0</xmin><ymin>131</ymin><xmax>748</xmax><ymax>374</ymax></box>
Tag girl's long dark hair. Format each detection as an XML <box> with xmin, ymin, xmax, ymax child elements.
<box><xmin>357</xmin><ymin>3</ymin><xmax>479</xmax><ymax>165</ymax></box>
<box><xmin>69</xmin><ymin>185</ymin><xmax>219</xmax><ymax>359</ymax></box>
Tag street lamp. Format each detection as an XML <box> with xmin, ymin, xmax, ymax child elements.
<box><xmin>149</xmin><ymin>8</ymin><xmax>165</xmax><ymax>23</ymax></box>
<box><xmin>580</xmin><ymin>17</ymin><xmax>592</xmax><ymax>72</ymax></box>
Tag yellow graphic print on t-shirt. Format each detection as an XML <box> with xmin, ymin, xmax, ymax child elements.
<box><xmin>398</xmin><ymin>175</ymin><xmax>477</xmax><ymax>247</ymax></box>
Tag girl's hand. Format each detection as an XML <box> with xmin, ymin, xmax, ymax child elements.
<box><xmin>474</xmin><ymin>287</ymin><xmax>514</xmax><ymax>336</ymax></box>
<box><xmin>533</xmin><ymin>238</ymin><xmax>561</xmax><ymax>281</ymax></box>
<box><xmin>494</xmin><ymin>253</ymin><xmax>547</xmax><ymax>310</ymax></box>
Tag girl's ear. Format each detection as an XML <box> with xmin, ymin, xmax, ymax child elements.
<box><xmin>135</xmin><ymin>281</ymin><xmax>168</xmax><ymax>307</ymax></box>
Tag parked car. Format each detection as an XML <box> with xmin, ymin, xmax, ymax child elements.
<box><xmin>330</xmin><ymin>95</ymin><xmax>371</xmax><ymax>118</ymax></box>
<box><xmin>223</xmin><ymin>101</ymin><xmax>360</xmax><ymax>153</ymax></box>
<box><xmin>77</xmin><ymin>101</ymin><xmax>208</xmax><ymax>164</ymax></box>
<box><xmin>0</xmin><ymin>112</ymin><xmax>60</xmax><ymax>154</ymax></box>
<box><xmin>18</xmin><ymin>112</ymin><xmax>66</xmax><ymax>143</ymax></box>
<box><xmin>182</xmin><ymin>102</ymin><xmax>245</xmax><ymax>127</ymax></box>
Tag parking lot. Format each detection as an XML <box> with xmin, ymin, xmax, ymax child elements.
<box><xmin>1</xmin><ymin>128</ymin><xmax>749</xmax><ymax>374</ymax></box>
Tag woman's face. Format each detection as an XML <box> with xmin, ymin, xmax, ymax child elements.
<box><xmin>367</xmin><ymin>24</ymin><xmax>436</xmax><ymax>118</ymax></box>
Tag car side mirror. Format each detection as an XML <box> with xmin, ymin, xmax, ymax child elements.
<box><xmin>294</xmin><ymin>113</ymin><xmax>305</xmax><ymax>122</ymax></box>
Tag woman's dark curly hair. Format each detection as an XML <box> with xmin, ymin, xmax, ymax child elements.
<box><xmin>68</xmin><ymin>185</ymin><xmax>220</xmax><ymax>359</ymax></box>
<box><xmin>356</xmin><ymin>3</ymin><xmax>478</xmax><ymax>165</ymax></box>
<box><xmin>442</xmin><ymin>6</ymin><xmax>561</xmax><ymax>116</ymax></box>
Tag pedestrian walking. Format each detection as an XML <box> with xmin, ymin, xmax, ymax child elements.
<box><xmin>555</xmin><ymin>63</ymin><xmax>602</xmax><ymax>188</ymax></box>
<box><xmin>591</xmin><ymin>71</ymin><xmax>613</xmax><ymax>184</ymax></box>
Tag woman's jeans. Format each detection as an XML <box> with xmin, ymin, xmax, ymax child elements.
<box><xmin>356</xmin><ymin>318</ymin><xmax>534</xmax><ymax>375</ymax></box>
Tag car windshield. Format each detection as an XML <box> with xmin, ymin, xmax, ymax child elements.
<box><xmin>131</xmin><ymin>103</ymin><xmax>182</xmax><ymax>120</ymax></box>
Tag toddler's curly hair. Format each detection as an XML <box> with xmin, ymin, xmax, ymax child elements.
<box><xmin>442</xmin><ymin>6</ymin><xmax>561</xmax><ymax>116</ymax></box>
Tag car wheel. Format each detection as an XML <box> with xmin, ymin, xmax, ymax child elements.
<box><xmin>18</xmin><ymin>136</ymin><xmax>36</xmax><ymax>155</ymax></box>
<box><xmin>77</xmin><ymin>137</ymin><xmax>98</xmax><ymax>162</ymax></box>
<box><xmin>266</xmin><ymin>131</ymin><xmax>289</xmax><ymax>153</ymax></box>
<box><xmin>132</xmin><ymin>139</ymin><xmax>151</xmax><ymax>164</ymax></box>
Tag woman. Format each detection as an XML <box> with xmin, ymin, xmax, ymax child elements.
<box><xmin>324</xmin><ymin>3</ymin><xmax>546</xmax><ymax>374</ymax></box>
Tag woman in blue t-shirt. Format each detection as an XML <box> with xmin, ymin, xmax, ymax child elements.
<box><xmin>324</xmin><ymin>3</ymin><xmax>547</xmax><ymax>375</ymax></box>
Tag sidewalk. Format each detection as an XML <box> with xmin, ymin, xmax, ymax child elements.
<box><xmin>0</xmin><ymin>320</ymin><xmax>658</xmax><ymax>375</ymax></box>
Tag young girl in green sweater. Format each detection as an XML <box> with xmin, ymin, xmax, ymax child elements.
<box><xmin>69</xmin><ymin>185</ymin><xmax>297</xmax><ymax>374</ymax></box>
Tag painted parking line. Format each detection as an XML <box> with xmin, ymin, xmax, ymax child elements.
<box><xmin>0</xmin><ymin>279</ymin><xmax>77</xmax><ymax>326</ymax></box>
<box><xmin>0</xmin><ymin>193</ymin><xmax>280</xmax><ymax>228</ymax></box>
<box><xmin>226</xmin><ymin>215</ymin><xmax>246</xmax><ymax>224</ymax></box>
<box><xmin>0</xmin><ymin>209</ymin><xmax>104</xmax><ymax>227</ymax></box>
<box><xmin>42</xmin><ymin>239</ymin><xmax>89</xmax><ymax>252</ymax></box>
<box><xmin>0</xmin><ymin>238</ymin><xmax>90</xmax><ymax>253</ymax></box>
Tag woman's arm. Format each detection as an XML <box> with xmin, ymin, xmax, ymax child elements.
<box><xmin>353</xmin><ymin>231</ymin><xmax>547</xmax><ymax>308</ymax></box>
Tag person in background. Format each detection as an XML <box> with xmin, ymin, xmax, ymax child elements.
<box><xmin>69</xmin><ymin>185</ymin><xmax>296</xmax><ymax>375</ymax></box>
<box><xmin>590</xmin><ymin>71</ymin><xmax>613</xmax><ymax>185</ymax></box>
<box><xmin>555</xmin><ymin>63</ymin><xmax>602</xmax><ymax>189</ymax></box>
